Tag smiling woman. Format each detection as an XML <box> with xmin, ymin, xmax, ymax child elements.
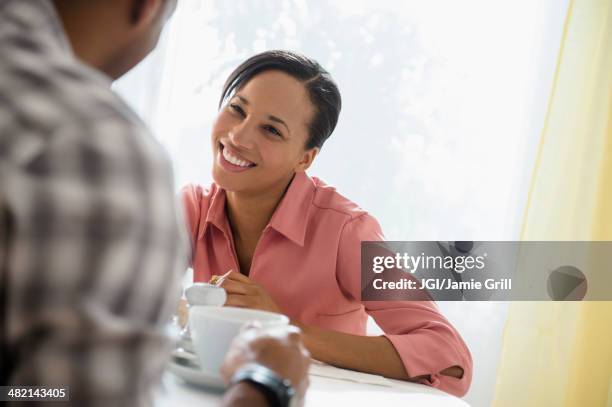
<box><xmin>181</xmin><ymin>50</ymin><xmax>473</xmax><ymax>397</ymax></box>
<box><xmin>212</xmin><ymin>70</ymin><xmax>317</xmax><ymax>200</ymax></box>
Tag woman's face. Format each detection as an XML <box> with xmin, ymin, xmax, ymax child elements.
<box><xmin>211</xmin><ymin>70</ymin><xmax>318</xmax><ymax>195</ymax></box>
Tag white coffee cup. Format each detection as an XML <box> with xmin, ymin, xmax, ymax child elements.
<box><xmin>189</xmin><ymin>306</ymin><xmax>289</xmax><ymax>376</ymax></box>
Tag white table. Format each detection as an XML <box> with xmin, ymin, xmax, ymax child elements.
<box><xmin>155</xmin><ymin>364</ymin><xmax>470</xmax><ymax>407</ymax></box>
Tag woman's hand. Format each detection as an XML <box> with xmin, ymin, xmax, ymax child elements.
<box><xmin>219</xmin><ymin>270</ymin><xmax>283</xmax><ymax>314</ymax></box>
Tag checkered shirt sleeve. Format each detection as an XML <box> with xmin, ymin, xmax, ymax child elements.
<box><xmin>0</xmin><ymin>1</ymin><xmax>188</xmax><ymax>406</ymax></box>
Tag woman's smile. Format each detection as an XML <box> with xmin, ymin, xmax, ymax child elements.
<box><xmin>218</xmin><ymin>142</ymin><xmax>257</xmax><ymax>173</ymax></box>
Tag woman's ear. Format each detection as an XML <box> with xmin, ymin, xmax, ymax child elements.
<box><xmin>295</xmin><ymin>147</ymin><xmax>319</xmax><ymax>172</ymax></box>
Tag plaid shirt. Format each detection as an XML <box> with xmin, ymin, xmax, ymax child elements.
<box><xmin>0</xmin><ymin>1</ymin><xmax>187</xmax><ymax>405</ymax></box>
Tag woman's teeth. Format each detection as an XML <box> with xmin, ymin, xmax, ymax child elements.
<box><xmin>222</xmin><ymin>147</ymin><xmax>254</xmax><ymax>167</ymax></box>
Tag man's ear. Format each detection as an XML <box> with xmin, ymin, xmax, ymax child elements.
<box><xmin>295</xmin><ymin>147</ymin><xmax>320</xmax><ymax>172</ymax></box>
<box><xmin>130</xmin><ymin>0</ymin><xmax>162</xmax><ymax>26</ymax></box>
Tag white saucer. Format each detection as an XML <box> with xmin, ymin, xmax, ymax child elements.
<box><xmin>167</xmin><ymin>360</ymin><xmax>226</xmax><ymax>390</ymax></box>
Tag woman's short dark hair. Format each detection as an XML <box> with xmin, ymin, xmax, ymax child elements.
<box><xmin>219</xmin><ymin>50</ymin><xmax>341</xmax><ymax>150</ymax></box>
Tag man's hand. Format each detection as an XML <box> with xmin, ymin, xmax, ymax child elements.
<box><xmin>220</xmin><ymin>271</ymin><xmax>283</xmax><ymax>314</ymax></box>
<box><xmin>221</xmin><ymin>324</ymin><xmax>311</xmax><ymax>402</ymax></box>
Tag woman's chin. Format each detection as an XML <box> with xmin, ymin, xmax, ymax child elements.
<box><xmin>212</xmin><ymin>168</ymin><xmax>244</xmax><ymax>192</ymax></box>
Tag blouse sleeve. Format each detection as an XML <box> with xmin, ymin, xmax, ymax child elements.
<box><xmin>335</xmin><ymin>214</ymin><xmax>473</xmax><ymax>397</ymax></box>
<box><xmin>180</xmin><ymin>184</ymin><xmax>202</xmax><ymax>267</ymax></box>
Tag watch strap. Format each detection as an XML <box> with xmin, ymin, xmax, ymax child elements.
<box><xmin>230</xmin><ymin>363</ymin><xmax>296</xmax><ymax>407</ymax></box>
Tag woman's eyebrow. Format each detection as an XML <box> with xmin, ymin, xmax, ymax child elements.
<box><xmin>235</xmin><ymin>94</ymin><xmax>291</xmax><ymax>135</ymax></box>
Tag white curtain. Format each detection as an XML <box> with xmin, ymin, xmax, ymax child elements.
<box><xmin>113</xmin><ymin>1</ymin><xmax>568</xmax><ymax>405</ymax></box>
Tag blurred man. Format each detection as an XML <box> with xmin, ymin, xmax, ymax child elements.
<box><xmin>0</xmin><ymin>0</ymin><xmax>309</xmax><ymax>406</ymax></box>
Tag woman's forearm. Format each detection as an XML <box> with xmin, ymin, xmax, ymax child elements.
<box><xmin>294</xmin><ymin>322</ymin><xmax>463</xmax><ymax>381</ymax></box>
<box><xmin>295</xmin><ymin>322</ymin><xmax>412</xmax><ymax>380</ymax></box>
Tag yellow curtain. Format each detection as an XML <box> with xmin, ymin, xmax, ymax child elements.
<box><xmin>493</xmin><ymin>0</ymin><xmax>612</xmax><ymax>406</ymax></box>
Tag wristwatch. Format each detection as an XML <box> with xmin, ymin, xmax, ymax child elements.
<box><xmin>230</xmin><ymin>363</ymin><xmax>298</xmax><ymax>407</ymax></box>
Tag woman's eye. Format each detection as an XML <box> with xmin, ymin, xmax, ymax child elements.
<box><xmin>229</xmin><ymin>104</ymin><xmax>245</xmax><ymax>116</ymax></box>
<box><xmin>263</xmin><ymin>125</ymin><xmax>282</xmax><ymax>137</ymax></box>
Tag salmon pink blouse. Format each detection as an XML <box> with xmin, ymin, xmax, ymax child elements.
<box><xmin>181</xmin><ymin>171</ymin><xmax>472</xmax><ymax>397</ymax></box>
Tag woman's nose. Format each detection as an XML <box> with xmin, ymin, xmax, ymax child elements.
<box><xmin>228</xmin><ymin>121</ymin><xmax>255</xmax><ymax>149</ymax></box>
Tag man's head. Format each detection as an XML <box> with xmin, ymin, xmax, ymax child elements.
<box><xmin>53</xmin><ymin>0</ymin><xmax>177</xmax><ymax>80</ymax></box>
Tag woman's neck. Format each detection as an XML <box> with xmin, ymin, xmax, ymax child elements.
<box><xmin>225</xmin><ymin>175</ymin><xmax>295</xmax><ymax>242</ymax></box>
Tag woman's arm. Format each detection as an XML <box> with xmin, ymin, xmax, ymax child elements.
<box><xmin>220</xmin><ymin>269</ymin><xmax>471</xmax><ymax>395</ymax></box>
<box><xmin>333</xmin><ymin>215</ymin><xmax>473</xmax><ymax>396</ymax></box>
<box><xmin>294</xmin><ymin>321</ymin><xmax>463</xmax><ymax>381</ymax></box>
